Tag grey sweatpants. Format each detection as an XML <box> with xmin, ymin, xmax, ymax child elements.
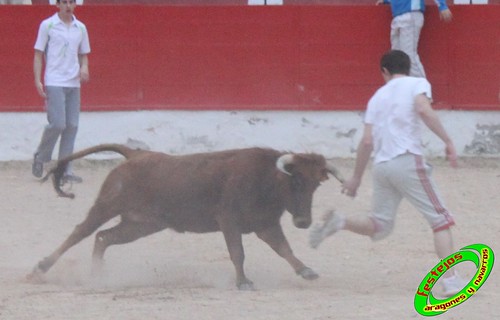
<box><xmin>35</xmin><ymin>86</ymin><xmax>80</xmax><ymax>168</ymax></box>
<box><xmin>370</xmin><ymin>153</ymin><xmax>455</xmax><ymax>240</ymax></box>
<box><xmin>390</xmin><ymin>11</ymin><xmax>426</xmax><ymax>78</ymax></box>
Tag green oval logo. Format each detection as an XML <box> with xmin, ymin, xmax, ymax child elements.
<box><xmin>414</xmin><ymin>243</ymin><xmax>494</xmax><ymax>316</ymax></box>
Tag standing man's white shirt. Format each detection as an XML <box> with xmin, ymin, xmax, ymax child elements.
<box><xmin>364</xmin><ymin>76</ymin><xmax>432</xmax><ymax>164</ymax></box>
<box><xmin>34</xmin><ymin>13</ymin><xmax>90</xmax><ymax>88</ymax></box>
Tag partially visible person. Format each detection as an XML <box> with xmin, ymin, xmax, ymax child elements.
<box><xmin>49</xmin><ymin>0</ymin><xmax>83</xmax><ymax>4</ymax></box>
<box><xmin>376</xmin><ymin>0</ymin><xmax>453</xmax><ymax>78</ymax></box>
<box><xmin>0</xmin><ymin>0</ymin><xmax>31</xmax><ymax>4</ymax></box>
<box><xmin>247</xmin><ymin>0</ymin><xmax>283</xmax><ymax>4</ymax></box>
<box><xmin>309</xmin><ymin>50</ymin><xmax>464</xmax><ymax>297</ymax></box>
<box><xmin>32</xmin><ymin>0</ymin><xmax>90</xmax><ymax>182</ymax></box>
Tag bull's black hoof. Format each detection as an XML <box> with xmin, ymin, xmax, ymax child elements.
<box><xmin>297</xmin><ymin>267</ymin><xmax>319</xmax><ymax>280</ymax></box>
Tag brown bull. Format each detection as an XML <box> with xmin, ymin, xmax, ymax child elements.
<box><xmin>28</xmin><ymin>144</ymin><xmax>344</xmax><ymax>290</ymax></box>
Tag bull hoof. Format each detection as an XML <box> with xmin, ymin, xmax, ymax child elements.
<box><xmin>237</xmin><ymin>280</ymin><xmax>255</xmax><ymax>291</ymax></box>
<box><xmin>297</xmin><ymin>267</ymin><xmax>319</xmax><ymax>280</ymax></box>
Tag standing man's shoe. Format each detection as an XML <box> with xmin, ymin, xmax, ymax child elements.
<box><xmin>32</xmin><ymin>154</ymin><xmax>43</xmax><ymax>178</ymax></box>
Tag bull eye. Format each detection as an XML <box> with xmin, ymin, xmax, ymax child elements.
<box><xmin>291</xmin><ymin>175</ymin><xmax>305</xmax><ymax>191</ymax></box>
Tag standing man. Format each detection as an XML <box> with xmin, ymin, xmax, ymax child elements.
<box><xmin>32</xmin><ymin>0</ymin><xmax>90</xmax><ymax>182</ymax></box>
<box><xmin>309</xmin><ymin>50</ymin><xmax>464</xmax><ymax>297</ymax></box>
<box><xmin>376</xmin><ymin>0</ymin><xmax>453</xmax><ymax>78</ymax></box>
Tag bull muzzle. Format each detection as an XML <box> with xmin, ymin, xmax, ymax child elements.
<box><xmin>293</xmin><ymin>216</ymin><xmax>312</xmax><ymax>229</ymax></box>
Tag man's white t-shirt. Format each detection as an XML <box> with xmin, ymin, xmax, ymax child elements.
<box><xmin>34</xmin><ymin>13</ymin><xmax>91</xmax><ymax>88</ymax></box>
<box><xmin>364</xmin><ymin>76</ymin><xmax>432</xmax><ymax>164</ymax></box>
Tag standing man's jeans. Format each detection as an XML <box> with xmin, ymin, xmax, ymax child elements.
<box><xmin>35</xmin><ymin>86</ymin><xmax>80</xmax><ymax>165</ymax></box>
<box><xmin>390</xmin><ymin>11</ymin><xmax>426</xmax><ymax>78</ymax></box>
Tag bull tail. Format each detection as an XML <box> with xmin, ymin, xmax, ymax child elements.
<box><xmin>41</xmin><ymin>144</ymin><xmax>145</xmax><ymax>199</ymax></box>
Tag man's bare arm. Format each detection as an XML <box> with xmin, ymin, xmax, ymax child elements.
<box><xmin>415</xmin><ymin>93</ymin><xmax>457</xmax><ymax>167</ymax></box>
<box><xmin>34</xmin><ymin>50</ymin><xmax>45</xmax><ymax>98</ymax></box>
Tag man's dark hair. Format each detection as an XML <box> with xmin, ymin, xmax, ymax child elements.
<box><xmin>380</xmin><ymin>50</ymin><xmax>411</xmax><ymax>76</ymax></box>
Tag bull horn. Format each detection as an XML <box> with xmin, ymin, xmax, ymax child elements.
<box><xmin>326</xmin><ymin>161</ymin><xmax>345</xmax><ymax>183</ymax></box>
<box><xmin>276</xmin><ymin>154</ymin><xmax>294</xmax><ymax>176</ymax></box>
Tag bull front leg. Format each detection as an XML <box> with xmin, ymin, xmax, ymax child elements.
<box><xmin>217</xmin><ymin>218</ymin><xmax>254</xmax><ymax>290</ymax></box>
<box><xmin>255</xmin><ymin>224</ymin><xmax>319</xmax><ymax>281</ymax></box>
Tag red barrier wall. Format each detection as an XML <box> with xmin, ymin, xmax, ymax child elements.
<box><xmin>1</xmin><ymin>5</ymin><xmax>499</xmax><ymax>111</ymax></box>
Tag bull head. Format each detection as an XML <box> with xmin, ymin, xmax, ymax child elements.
<box><xmin>275</xmin><ymin>154</ymin><xmax>344</xmax><ymax>229</ymax></box>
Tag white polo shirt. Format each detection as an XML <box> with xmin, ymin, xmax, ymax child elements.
<box><xmin>34</xmin><ymin>13</ymin><xmax>91</xmax><ymax>88</ymax></box>
<box><xmin>364</xmin><ymin>76</ymin><xmax>432</xmax><ymax>164</ymax></box>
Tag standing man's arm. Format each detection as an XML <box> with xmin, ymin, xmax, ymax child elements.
<box><xmin>342</xmin><ymin>124</ymin><xmax>374</xmax><ymax>198</ymax></box>
<box><xmin>415</xmin><ymin>93</ymin><xmax>457</xmax><ymax>167</ymax></box>
<box><xmin>434</xmin><ymin>0</ymin><xmax>452</xmax><ymax>22</ymax></box>
<box><xmin>34</xmin><ymin>50</ymin><xmax>46</xmax><ymax>98</ymax></box>
<box><xmin>79</xmin><ymin>54</ymin><xmax>89</xmax><ymax>83</ymax></box>
<box><xmin>78</xmin><ymin>22</ymin><xmax>91</xmax><ymax>83</ymax></box>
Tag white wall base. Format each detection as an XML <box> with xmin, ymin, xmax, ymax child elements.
<box><xmin>2</xmin><ymin>110</ymin><xmax>500</xmax><ymax>161</ymax></box>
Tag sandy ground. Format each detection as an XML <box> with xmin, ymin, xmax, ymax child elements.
<box><xmin>0</xmin><ymin>157</ymin><xmax>499</xmax><ymax>320</ymax></box>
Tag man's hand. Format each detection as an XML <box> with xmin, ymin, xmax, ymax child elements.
<box><xmin>35</xmin><ymin>81</ymin><xmax>46</xmax><ymax>98</ymax></box>
<box><xmin>341</xmin><ymin>177</ymin><xmax>361</xmax><ymax>198</ymax></box>
<box><xmin>440</xmin><ymin>9</ymin><xmax>452</xmax><ymax>22</ymax></box>
<box><xmin>80</xmin><ymin>65</ymin><xmax>90</xmax><ymax>83</ymax></box>
<box><xmin>445</xmin><ymin>142</ymin><xmax>458</xmax><ymax>168</ymax></box>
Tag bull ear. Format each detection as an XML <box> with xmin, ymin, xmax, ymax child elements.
<box><xmin>276</xmin><ymin>154</ymin><xmax>294</xmax><ymax>176</ymax></box>
<box><xmin>320</xmin><ymin>168</ymin><xmax>329</xmax><ymax>182</ymax></box>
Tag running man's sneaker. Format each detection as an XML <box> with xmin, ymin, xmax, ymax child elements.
<box><xmin>442</xmin><ymin>273</ymin><xmax>465</xmax><ymax>297</ymax></box>
<box><xmin>32</xmin><ymin>154</ymin><xmax>43</xmax><ymax>178</ymax></box>
<box><xmin>309</xmin><ymin>210</ymin><xmax>345</xmax><ymax>249</ymax></box>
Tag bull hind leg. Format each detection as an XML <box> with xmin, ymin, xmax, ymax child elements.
<box><xmin>91</xmin><ymin>219</ymin><xmax>167</xmax><ymax>274</ymax></box>
<box><xmin>27</xmin><ymin>204</ymin><xmax>114</xmax><ymax>282</ymax></box>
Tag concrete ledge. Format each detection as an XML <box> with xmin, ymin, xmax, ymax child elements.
<box><xmin>2</xmin><ymin>110</ymin><xmax>500</xmax><ymax>161</ymax></box>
